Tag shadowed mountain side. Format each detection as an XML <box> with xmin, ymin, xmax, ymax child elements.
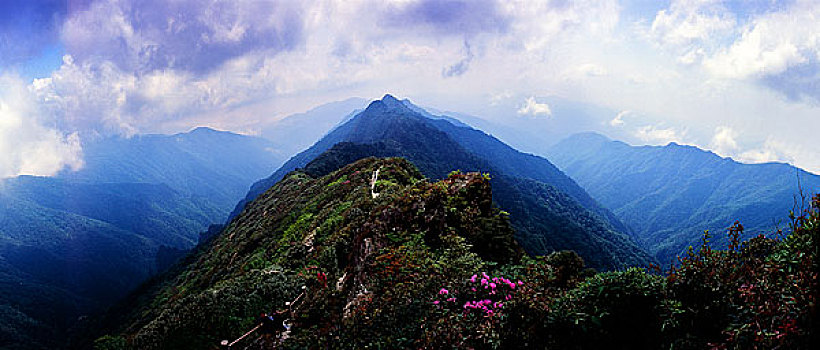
<box><xmin>0</xmin><ymin>193</ymin><xmax>157</xmax><ymax>349</ymax></box>
<box><xmin>3</xmin><ymin>177</ymin><xmax>222</xmax><ymax>248</ymax></box>
<box><xmin>234</xmin><ymin>95</ymin><xmax>652</xmax><ymax>269</ymax></box>
<box><xmin>548</xmin><ymin>132</ymin><xmax>820</xmax><ymax>263</ymax></box>
<box><xmin>0</xmin><ymin>127</ymin><xmax>286</xmax><ymax>349</ymax></box>
<box><xmin>305</xmin><ymin>143</ymin><xmax>653</xmax><ymax>268</ymax></box>
<box><xmin>234</xmin><ymin>95</ymin><xmax>629</xmax><ymax>236</ymax></box>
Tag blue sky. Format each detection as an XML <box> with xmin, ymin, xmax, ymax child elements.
<box><xmin>1</xmin><ymin>0</ymin><xmax>819</xmax><ymax>177</ymax></box>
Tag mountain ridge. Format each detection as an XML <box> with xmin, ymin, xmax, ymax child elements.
<box><xmin>547</xmin><ymin>132</ymin><xmax>820</xmax><ymax>263</ymax></box>
<box><xmin>232</xmin><ymin>95</ymin><xmax>652</xmax><ymax>269</ymax></box>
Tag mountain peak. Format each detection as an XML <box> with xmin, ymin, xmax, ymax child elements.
<box><xmin>190</xmin><ymin>126</ymin><xmax>220</xmax><ymax>133</ymax></box>
<box><xmin>364</xmin><ymin>94</ymin><xmax>411</xmax><ymax>113</ymax></box>
<box><xmin>381</xmin><ymin>93</ymin><xmax>401</xmax><ymax>105</ymax></box>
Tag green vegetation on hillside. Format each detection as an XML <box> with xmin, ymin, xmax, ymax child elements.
<box><xmin>97</xmin><ymin>157</ymin><xmax>817</xmax><ymax>349</ymax></box>
<box><xmin>548</xmin><ymin>132</ymin><xmax>820</xmax><ymax>264</ymax></box>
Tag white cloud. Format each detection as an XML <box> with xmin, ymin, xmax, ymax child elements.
<box><xmin>4</xmin><ymin>0</ymin><xmax>820</xmax><ymax>176</ymax></box>
<box><xmin>738</xmin><ymin>137</ymin><xmax>820</xmax><ymax>173</ymax></box>
<box><xmin>0</xmin><ymin>74</ymin><xmax>83</xmax><ymax>178</ymax></box>
<box><xmin>517</xmin><ymin>97</ymin><xmax>552</xmax><ymax>117</ymax></box>
<box><xmin>634</xmin><ymin>124</ymin><xmax>686</xmax><ymax>145</ymax></box>
<box><xmin>610</xmin><ymin>110</ymin><xmax>630</xmax><ymax>127</ymax></box>
<box><xmin>651</xmin><ymin>0</ymin><xmax>734</xmax><ymax>44</ymax></box>
<box><xmin>649</xmin><ymin>0</ymin><xmax>736</xmax><ymax>64</ymax></box>
<box><xmin>703</xmin><ymin>0</ymin><xmax>820</xmax><ymax>80</ymax></box>
<box><xmin>489</xmin><ymin>91</ymin><xmax>513</xmax><ymax>106</ymax></box>
<box><xmin>709</xmin><ymin>125</ymin><xmax>738</xmax><ymax>155</ymax></box>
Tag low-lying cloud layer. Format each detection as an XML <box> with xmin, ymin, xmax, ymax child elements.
<box><xmin>2</xmin><ymin>0</ymin><xmax>820</xmax><ymax>176</ymax></box>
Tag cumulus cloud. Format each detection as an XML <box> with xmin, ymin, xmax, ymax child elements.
<box><xmin>737</xmin><ymin>137</ymin><xmax>820</xmax><ymax>173</ymax></box>
<box><xmin>634</xmin><ymin>124</ymin><xmax>686</xmax><ymax>145</ymax></box>
<box><xmin>702</xmin><ymin>0</ymin><xmax>820</xmax><ymax>100</ymax></box>
<box><xmin>517</xmin><ymin>97</ymin><xmax>552</xmax><ymax>117</ymax></box>
<box><xmin>651</xmin><ymin>0</ymin><xmax>734</xmax><ymax>45</ymax></box>
<box><xmin>650</xmin><ymin>0</ymin><xmax>735</xmax><ymax>64</ymax></box>
<box><xmin>4</xmin><ymin>0</ymin><xmax>819</xmax><ymax>176</ymax></box>
<box><xmin>61</xmin><ymin>0</ymin><xmax>308</xmax><ymax>74</ymax></box>
<box><xmin>709</xmin><ymin>125</ymin><xmax>738</xmax><ymax>155</ymax></box>
<box><xmin>0</xmin><ymin>74</ymin><xmax>82</xmax><ymax>178</ymax></box>
<box><xmin>24</xmin><ymin>0</ymin><xmax>622</xmax><ymax>137</ymax></box>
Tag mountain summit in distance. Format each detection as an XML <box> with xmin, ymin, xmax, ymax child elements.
<box><xmin>233</xmin><ymin>94</ymin><xmax>653</xmax><ymax>269</ymax></box>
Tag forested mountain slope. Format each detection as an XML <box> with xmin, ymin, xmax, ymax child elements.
<box><xmin>547</xmin><ymin>132</ymin><xmax>820</xmax><ymax>263</ymax></box>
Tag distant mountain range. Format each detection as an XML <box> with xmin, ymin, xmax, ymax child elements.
<box><xmin>92</xmin><ymin>97</ymin><xmax>820</xmax><ymax>350</ymax></box>
<box><xmin>260</xmin><ymin>97</ymin><xmax>368</xmax><ymax>158</ymax></box>
<box><xmin>547</xmin><ymin>132</ymin><xmax>820</xmax><ymax>263</ymax></box>
<box><xmin>234</xmin><ymin>95</ymin><xmax>653</xmax><ymax>269</ymax></box>
<box><xmin>0</xmin><ymin>128</ymin><xmax>283</xmax><ymax>349</ymax></box>
<box><xmin>8</xmin><ymin>94</ymin><xmax>814</xmax><ymax>349</ymax></box>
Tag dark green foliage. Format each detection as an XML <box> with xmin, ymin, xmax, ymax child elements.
<box><xmin>101</xmin><ymin>157</ymin><xmax>520</xmax><ymax>349</ymax></box>
<box><xmin>102</xmin><ymin>153</ymin><xmax>818</xmax><ymax>349</ymax></box>
<box><xmin>93</xmin><ymin>335</ymin><xmax>127</xmax><ymax>350</ymax></box>
<box><xmin>546</xmin><ymin>268</ymin><xmax>669</xmax><ymax>349</ymax></box>
<box><xmin>547</xmin><ymin>132</ymin><xmax>820</xmax><ymax>264</ymax></box>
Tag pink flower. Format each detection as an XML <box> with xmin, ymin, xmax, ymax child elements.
<box><xmin>518</xmin><ymin>280</ymin><xmax>524</xmax><ymax>286</ymax></box>
<box><xmin>447</xmin><ymin>297</ymin><xmax>456</xmax><ymax>302</ymax></box>
<box><xmin>481</xmin><ymin>278</ymin><xmax>488</xmax><ymax>285</ymax></box>
<box><xmin>433</xmin><ymin>300</ymin><xmax>440</xmax><ymax>305</ymax></box>
<box><xmin>489</xmin><ymin>282</ymin><xmax>497</xmax><ymax>289</ymax></box>
<box><xmin>506</xmin><ymin>294</ymin><xmax>512</xmax><ymax>300</ymax></box>
<box><xmin>470</xmin><ymin>274</ymin><xmax>477</xmax><ymax>283</ymax></box>
<box><xmin>439</xmin><ymin>288</ymin><xmax>449</xmax><ymax>295</ymax></box>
